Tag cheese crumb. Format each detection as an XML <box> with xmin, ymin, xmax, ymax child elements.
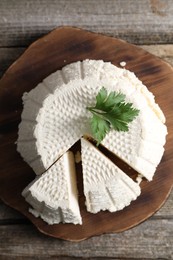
<box><xmin>136</xmin><ymin>174</ymin><xmax>143</xmax><ymax>184</ymax></box>
<box><xmin>75</xmin><ymin>151</ymin><xmax>81</xmax><ymax>163</ymax></box>
<box><xmin>120</xmin><ymin>61</ymin><xmax>126</xmax><ymax>67</ymax></box>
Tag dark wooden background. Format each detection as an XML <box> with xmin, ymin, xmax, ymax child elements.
<box><xmin>0</xmin><ymin>0</ymin><xmax>173</xmax><ymax>259</ymax></box>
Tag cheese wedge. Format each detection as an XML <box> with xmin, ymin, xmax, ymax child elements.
<box><xmin>22</xmin><ymin>151</ymin><xmax>82</xmax><ymax>225</ymax></box>
<box><xmin>81</xmin><ymin>138</ymin><xmax>141</xmax><ymax>213</ymax></box>
<box><xmin>17</xmin><ymin>60</ymin><xmax>167</xmax><ymax>180</ymax></box>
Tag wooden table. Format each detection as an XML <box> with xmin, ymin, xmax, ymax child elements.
<box><xmin>0</xmin><ymin>1</ymin><xmax>173</xmax><ymax>259</ymax></box>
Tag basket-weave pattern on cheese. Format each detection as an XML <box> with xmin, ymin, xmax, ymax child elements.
<box><xmin>17</xmin><ymin>59</ymin><xmax>167</xmax><ymax>225</ymax></box>
<box><xmin>81</xmin><ymin>138</ymin><xmax>141</xmax><ymax>213</ymax></box>
<box><xmin>17</xmin><ymin>59</ymin><xmax>167</xmax><ymax>181</ymax></box>
<box><xmin>22</xmin><ymin>151</ymin><xmax>82</xmax><ymax>225</ymax></box>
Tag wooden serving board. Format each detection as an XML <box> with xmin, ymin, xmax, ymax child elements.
<box><xmin>0</xmin><ymin>27</ymin><xmax>173</xmax><ymax>242</ymax></box>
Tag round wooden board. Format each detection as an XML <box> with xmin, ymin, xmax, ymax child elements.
<box><xmin>0</xmin><ymin>27</ymin><xmax>173</xmax><ymax>242</ymax></box>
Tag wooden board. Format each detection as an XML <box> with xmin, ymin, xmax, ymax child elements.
<box><xmin>1</xmin><ymin>0</ymin><xmax>173</xmax><ymax>47</ymax></box>
<box><xmin>0</xmin><ymin>26</ymin><xmax>173</xmax><ymax>242</ymax></box>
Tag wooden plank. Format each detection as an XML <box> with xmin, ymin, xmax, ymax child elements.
<box><xmin>0</xmin><ymin>219</ymin><xmax>172</xmax><ymax>258</ymax></box>
<box><xmin>155</xmin><ymin>190</ymin><xmax>173</xmax><ymax>216</ymax></box>
<box><xmin>0</xmin><ymin>0</ymin><xmax>173</xmax><ymax>47</ymax></box>
<box><xmin>142</xmin><ymin>44</ymin><xmax>173</xmax><ymax>57</ymax></box>
<box><xmin>142</xmin><ymin>44</ymin><xmax>173</xmax><ymax>66</ymax></box>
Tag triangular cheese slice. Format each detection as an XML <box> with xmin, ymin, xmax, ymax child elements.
<box><xmin>17</xmin><ymin>60</ymin><xmax>167</xmax><ymax>180</ymax></box>
<box><xmin>81</xmin><ymin>138</ymin><xmax>141</xmax><ymax>213</ymax></box>
<box><xmin>22</xmin><ymin>151</ymin><xmax>82</xmax><ymax>225</ymax></box>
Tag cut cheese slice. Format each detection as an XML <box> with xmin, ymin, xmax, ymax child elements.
<box><xmin>17</xmin><ymin>60</ymin><xmax>167</xmax><ymax>180</ymax></box>
<box><xmin>81</xmin><ymin>138</ymin><xmax>141</xmax><ymax>213</ymax></box>
<box><xmin>101</xmin><ymin>112</ymin><xmax>166</xmax><ymax>181</ymax></box>
<box><xmin>22</xmin><ymin>151</ymin><xmax>82</xmax><ymax>225</ymax></box>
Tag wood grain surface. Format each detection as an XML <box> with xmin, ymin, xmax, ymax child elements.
<box><xmin>0</xmin><ymin>219</ymin><xmax>173</xmax><ymax>259</ymax></box>
<box><xmin>0</xmin><ymin>0</ymin><xmax>173</xmax><ymax>47</ymax></box>
<box><xmin>0</xmin><ymin>27</ymin><xmax>173</xmax><ymax>243</ymax></box>
<box><xmin>0</xmin><ymin>0</ymin><xmax>173</xmax><ymax>258</ymax></box>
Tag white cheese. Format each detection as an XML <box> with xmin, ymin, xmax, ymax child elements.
<box><xmin>120</xmin><ymin>61</ymin><xmax>126</xmax><ymax>67</ymax></box>
<box><xmin>22</xmin><ymin>151</ymin><xmax>82</xmax><ymax>225</ymax></box>
<box><xmin>81</xmin><ymin>138</ymin><xmax>141</xmax><ymax>213</ymax></box>
<box><xmin>101</xmin><ymin>113</ymin><xmax>167</xmax><ymax>181</ymax></box>
<box><xmin>17</xmin><ymin>60</ymin><xmax>167</xmax><ymax>181</ymax></box>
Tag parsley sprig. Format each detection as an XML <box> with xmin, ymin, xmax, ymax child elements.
<box><xmin>87</xmin><ymin>87</ymin><xmax>140</xmax><ymax>145</ymax></box>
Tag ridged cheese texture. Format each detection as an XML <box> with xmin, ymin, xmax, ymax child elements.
<box><xmin>81</xmin><ymin>138</ymin><xmax>141</xmax><ymax>213</ymax></box>
<box><xmin>17</xmin><ymin>59</ymin><xmax>167</xmax><ymax>181</ymax></box>
<box><xmin>22</xmin><ymin>151</ymin><xmax>82</xmax><ymax>225</ymax></box>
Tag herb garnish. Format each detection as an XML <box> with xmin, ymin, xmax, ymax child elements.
<box><xmin>87</xmin><ymin>87</ymin><xmax>139</xmax><ymax>145</ymax></box>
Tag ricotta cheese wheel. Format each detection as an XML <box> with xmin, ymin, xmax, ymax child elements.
<box><xmin>17</xmin><ymin>59</ymin><xmax>167</xmax><ymax>181</ymax></box>
<box><xmin>81</xmin><ymin>138</ymin><xmax>141</xmax><ymax>213</ymax></box>
<box><xmin>22</xmin><ymin>151</ymin><xmax>82</xmax><ymax>225</ymax></box>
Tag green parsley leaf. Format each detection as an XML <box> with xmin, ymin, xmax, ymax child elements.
<box><xmin>87</xmin><ymin>87</ymin><xmax>140</xmax><ymax>144</ymax></box>
<box><xmin>90</xmin><ymin>114</ymin><xmax>110</xmax><ymax>146</ymax></box>
<box><xmin>95</xmin><ymin>87</ymin><xmax>125</xmax><ymax>111</ymax></box>
<box><xmin>95</xmin><ymin>87</ymin><xmax>107</xmax><ymax>109</ymax></box>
